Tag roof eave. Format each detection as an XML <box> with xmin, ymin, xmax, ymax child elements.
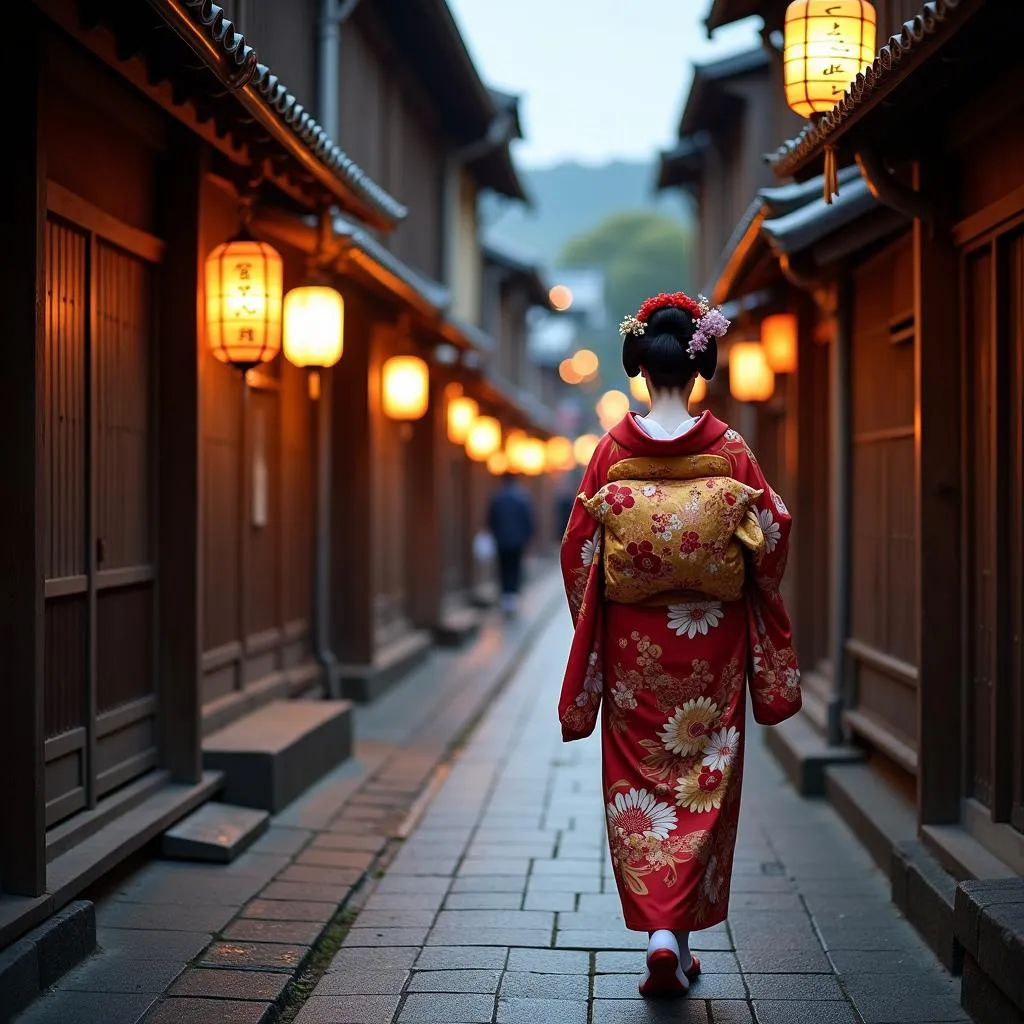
<box><xmin>469</xmin><ymin>149</ymin><xmax>530</xmax><ymax>203</ymax></box>
<box><xmin>766</xmin><ymin>0</ymin><xmax>984</xmax><ymax>182</ymax></box>
<box><xmin>707</xmin><ymin>201</ymin><xmax>768</xmax><ymax>306</ymax></box>
<box><xmin>679</xmin><ymin>47</ymin><xmax>771</xmax><ymax>136</ymax></box>
<box><xmin>145</xmin><ymin>0</ymin><xmax>406</xmax><ymax>230</ymax></box>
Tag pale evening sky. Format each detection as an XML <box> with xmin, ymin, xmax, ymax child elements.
<box><xmin>446</xmin><ymin>0</ymin><xmax>761</xmax><ymax>169</ymax></box>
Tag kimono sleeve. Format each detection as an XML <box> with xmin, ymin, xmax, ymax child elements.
<box><xmin>559</xmin><ymin>446</ymin><xmax>606</xmax><ymax>626</ymax></box>
<box><xmin>557</xmin><ymin>438</ymin><xmax>612</xmax><ymax>743</ymax></box>
<box><xmin>740</xmin><ymin>455</ymin><xmax>802</xmax><ymax>726</ymax></box>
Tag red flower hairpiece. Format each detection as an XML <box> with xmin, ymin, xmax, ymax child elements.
<box><xmin>619</xmin><ymin>290</ymin><xmax>731</xmax><ymax>358</ymax></box>
<box><xmin>636</xmin><ymin>292</ymin><xmax>703</xmax><ymax>323</ymax></box>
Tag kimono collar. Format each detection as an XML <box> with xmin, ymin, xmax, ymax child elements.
<box><xmin>609</xmin><ymin>410</ymin><xmax>730</xmax><ymax>455</ymax></box>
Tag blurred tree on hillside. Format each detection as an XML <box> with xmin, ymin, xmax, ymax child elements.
<box><xmin>559</xmin><ymin>211</ymin><xmax>693</xmax><ymax>371</ymax></box>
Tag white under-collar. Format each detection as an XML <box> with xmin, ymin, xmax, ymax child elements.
<box><xmin>636</xmin><ymin>414</ymin><xmax>698</xmax><ymax>440</ymax></box>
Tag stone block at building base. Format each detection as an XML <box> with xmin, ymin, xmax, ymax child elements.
<box><xmin>337</xmin><ymin>630</ymin><xmax>432</xmax><ymax>702</ymax></box>
<box><xmin>203</xmin><ymin>700</ymin><xmax>353</xmax><ymax>813</ymax></box>
<box><xmin>162</xmin><ymin>803</ymin><xmax>270</xmax><ymax>863</ymax></box>
<box><xmin>763</xmin><ymin>709</ymin><xmax>864</xmax><ymax>796</ymax></box>
<box><xmin>824</xmin><ymin>762</ymin><xmax>916</xmax><ymax>877</ymax></box>
<box><xmin>962</xmin><ymin>953</ymin><xmax>1024</xmax><ymax>1024</ymax></box>
<box><xmin>0</xmin><ymin>901</ymin><xmax>95</xmax><ymax>1018</ymax></box>
<box><xmin>892</xmin><ymin>840</ymin><xmax>963</xmax><ymax>973</ymax></box>
<box><xmin>470</xmin><ymin>582</ymin><xmax>499</xmax><ymax>609</ymax></box>
<box><xmin>955</xmin><ymin>879</ymin><xmax>1024</xmax><ymax>1023</ymax></box>
<box><xmin>434</xmin><ymin>605</ymin><xmax>483</xmax><ymax>648</ymax></box>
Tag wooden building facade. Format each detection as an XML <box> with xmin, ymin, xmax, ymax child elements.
<box><xmin>0</xmin><ymin>0</ymin><xmax>554</xmax><ymax>971</ymax></box>
<box><xmin>666</xmin><ymin>0</ymin><xmax>1024</xmax><ymax>1017</ymax></box>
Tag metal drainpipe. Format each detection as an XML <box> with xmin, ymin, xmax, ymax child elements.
<box><xmin>318</xmin><ymin>0</ymin><xmax>363</xmax><ymax>140</ymax></box>
<box><xmin>313</xmin><ymin>1</ymin><xmax>360</xmax><ymax>699</ymax></box>
<box><xmin>828</xmin><ymin>274</ymin><xmax>853</xmax><ymax>746</ymax></box>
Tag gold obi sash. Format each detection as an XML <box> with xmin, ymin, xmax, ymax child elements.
<box><xmin>580</xmin><ymin>455</ymin><xmax>766</xmax><ymax>605</ymax></box>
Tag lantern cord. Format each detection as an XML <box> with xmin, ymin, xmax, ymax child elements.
<box><xmin>823</xmin><ymin>146</ymin><xmax>840</xmax><ymax>206</ymax></box>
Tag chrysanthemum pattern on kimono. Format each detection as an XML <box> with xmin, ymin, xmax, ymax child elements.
<box><xmin>558</xmin><ymin>410</ymin><xmax>801</xmax><ymax>932</ymax></box>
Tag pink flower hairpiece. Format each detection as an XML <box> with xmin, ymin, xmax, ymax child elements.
<box><xmin>618</xmin><ymin>291</ymin><xmax>731</xmax><ymax>358</ymax></box>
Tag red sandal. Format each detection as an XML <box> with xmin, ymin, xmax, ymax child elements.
<box><xmin>685</xmin><ymin>955</ymin><xmax>702</xmax><ymax>982</ymax></box>
<box><xmin>639</xmin><ymin>947</ymin><xmax>689</xmax><ymax>997</ymax></box>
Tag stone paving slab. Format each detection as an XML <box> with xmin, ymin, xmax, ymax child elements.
<box><xmin>14</xmin><ymin>571</ymin><xmax>563</xmax><ymax>1024</ymax></box>
<box><xmin>296</xmin><ymin>611</ymin><xmax>975</xmax><ymax>1024</ymax></box>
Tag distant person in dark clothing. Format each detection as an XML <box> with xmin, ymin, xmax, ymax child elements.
<box><xmin>488</xmin><ymin>474</ymin><xmax>535</xmax><ymax>617</ymax></box>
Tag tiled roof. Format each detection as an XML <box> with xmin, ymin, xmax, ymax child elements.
<box><xmin>332</xmin><ymin>216</ymin><xmax>450</xmax><ymax>315</ymax></box>
<box><xmin>171</xmin><ymin>0</ymin><xmax>407</xmax><ymax>226</ymax></box>
<box><xmin>767</xmin><ymin>0</ymin><xmax>977</xmax><ymax>179</ymax></box>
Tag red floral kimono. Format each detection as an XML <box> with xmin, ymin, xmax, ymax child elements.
<box><xmin>559</xmin><ymin>411</ymin><xmax>801</xmax><ymax>932</ymax></box>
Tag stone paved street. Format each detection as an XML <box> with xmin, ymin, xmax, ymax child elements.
<box><xmin>297</xmin><ymin>611</ymin><xmax>972</xmax><ymax>1024</ymax></box>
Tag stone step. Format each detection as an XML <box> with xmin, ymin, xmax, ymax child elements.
<box><xmin>434</xmin><ymin>605</ymin><xmax>483</xmax><ymax>648</ymax></box>
<box><xmin>202</xmin><ymin>699</ymin><xmax>353</xmax><ymax>813</ymax></box>
<box><xmin>162</xmin><ymin>802</ymin><xmax>270</xmax><ymax>863</ymax></box>
<box><xmin>337</xmin><ymin>629</ymin><xmax>432</xmax><ymax>702</ymax></box>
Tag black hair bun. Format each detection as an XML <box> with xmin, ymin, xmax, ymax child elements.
<box><xmin>645</xmin><ymin>305</ymin><xmax>696</xmax><ymax>341</ymax></box>
<box><xmin>622</xmin><ymin>301</ymin><xmax>718</xmax><ymax>385</ymax></box>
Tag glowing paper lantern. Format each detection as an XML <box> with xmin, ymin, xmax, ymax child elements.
<box><xmin>597</xmin><ymin>389</ymin><xmax>630</xmax><ymax>431</ymax></box>
<box><xmin>559</xmin><ymin>358</ymin><xmax>583</xmax><ymax>384</ymax></box>
<box><xmin>761</xmin><ymin>313</ymin><xmax>798</xmax><ymax>374</ymax></box>
<box><xmin>466</xmin><ymin>416</ymin><xmax>501</xmax><ymax>461</ymax></box>
<box><xmin>573</xmin><ymin>434</ymin><xmax>600</xmax><ymax>467</ymax></box>
<box><xmin>783</xmin><ymin>0</ymin><xmax>877</xmax><ymax>118</ymax></box>
<box><xmin>690</xmin><ymin>376</ymin><xmax>708</xmax><ymax>405</ymax></box>
<box><xmin>283</xmin><ymin>285</ymin><xmax>344</xmax><ymax>368</ymax></box>
<box><xmin>382</xmin><ymin>355</ymin><xmax>429</xmax><ymax>421</ymax></box>
<box><xmin>629</xmin><ymin>375</ymin><xmax>650</xmax><ymax>404</ymax></box>
<box><xmin>516</xmin><ymin>438</ymin><xmax>547</xmax><ymax>477</ymax></box>
<box><xmin>570</xmin><ymin>349</ymin><xmax>599</xmax><ymax>380</ymax></box>
<box><xmin>505</xmin><ymin>429</ymin><xmax>528</xmax><ymax>470</ymax></box>
<box><xmin>447</xmin><ymin>396</ymin><xmax>479</xmax><ymax>444</ymax></box>
<box><xmin>487</xmin><ymin>451</ymin><xmax>509</xmax><ymax>475</ymax></box>
<box><xmin>546</xmin><ymin>436</ymin><xmax>575</xmax><ymax>472</ymax></box>
<box><xmin>549</xmin><ymin>285</ymin><xmax>574</xmax><ymax>311</ymax></box>
<box><xmin>205</xmin><ymin>234</ymin><xmax>284</xmax><ymax>369</ymax></box>
<box><xmin>729</xmin><ymin>343</ymin><xmax>775</xmax><ymax>403</ymax></box>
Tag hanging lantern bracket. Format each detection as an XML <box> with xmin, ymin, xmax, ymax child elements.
<box><xmin>302</xmin><ymin>206</ymin><xmax>340</xmax><ymax>283</ymax></box>
<box><xmin>855</xmin><ymin>148</ymin><xmax>934</xmax><ymax>230</ymax></box>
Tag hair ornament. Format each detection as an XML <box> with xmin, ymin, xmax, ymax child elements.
<box><xmin>619</xmin><ymin>290</ymin><xmax>731</xmax><ymax>358</ymax></box>
<box><xmin>618</xmin><ymin>314</ymin><xmax>646</xmax><ymax>338</ymax></box>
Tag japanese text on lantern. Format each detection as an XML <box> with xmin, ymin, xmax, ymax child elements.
<box><xmin>204</xmin><ymin>236</ymin><xmax>284</xmax><ymax>367</ymax></box>
<box><xmin>783</xmin><ymin>1</ymin><xmax>877</xmax><ymax>118</ymax></box>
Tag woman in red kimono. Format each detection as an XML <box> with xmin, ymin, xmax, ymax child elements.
<box><xmin>559</xmin><ymin>292</ymin><xmax>802</xmax><ymax>997</ymax></box>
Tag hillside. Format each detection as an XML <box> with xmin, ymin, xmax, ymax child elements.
<box><xmin>481</xmin><ymin>159</ymin><xmax>692</xmax><ymax>270</ymax></box>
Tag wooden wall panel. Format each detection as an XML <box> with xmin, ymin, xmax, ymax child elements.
<box><xmin>1008</xmin><ymin>231</ymin><xmax>1024</xmax><ymax>831</ymax></box>
<box><xmin>282</xmin><ymin>362</ymin><xmax>313</xmax><ymax>631</ymax></box>
<box><xmin>94</xmin><ymin>243</ymin><xmax>152</xmax><ymax>573</ymax></box>
<box><xmin>964</xmin><ymin>245</ymin><xmax>995</xmax><ymax>805</ymax></box>
<box><xmin>245</xmin><ymin>387</ymin><xmax>282</xmax><ymax>639</ymax></box>
<box><xmin>201</xmin><ymin>362</ymin><xmax>242</xmax><ymax>658</ymax></box>
<box><xmin>338</xmin><ymin>22</ymin><xmax>389</xmax><ymax>184</ymax></box>
<box><xmin>388</xmin><ymin>92</ymin><xmax>444</xmax><ymax>280</ymax></box>
<box><xmin>847</xmin><ymin>234</ymin><xmax>919</xmax><ymax>763</ymax></box>
<box><xmin>44</xmin><ymin>53</ymin><xmax>158</xmax><ymax>235</ymax></box>
<box><xmin>369</xmin><ymin>328</ymin><xmax>411</xmax><ymax>643</ymax></box>
<box><xmin>236</xmin><ymin>0</ymin><xmax>318</xmax><ymax>115</ymax></box>
<box><xmin>44</xmin><ymin>219</ymin><xmax>88</xmax><ymax>584</ymax></box>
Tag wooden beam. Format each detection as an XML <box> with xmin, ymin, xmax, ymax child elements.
<box><xmin>406</xmin><ymin>377</ymin><xmax>443</xmax><ymax>630</ymax></box>
<box><xmin>830</xmin><ymin>276</ymin><xmax>853</xmax><ymax>747</ymax></box>
<box><xmin>0</xmin><ymin>13</ymin><xmax>46</xmax><ymax>896</ymax></box>
<box><xmin>155</xmin><ymin>130</ymin><xmax>205</xmax><ymax>783</ymax></box>
<box><xmin>330</xmin><ymin>293</ymin><xmax>375</xmax><ymax>666</ymax></box>
<box><xmin>914</xmin><ymin>158</ymin><xmax>963</xmax><ymax>825</ymax></box>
